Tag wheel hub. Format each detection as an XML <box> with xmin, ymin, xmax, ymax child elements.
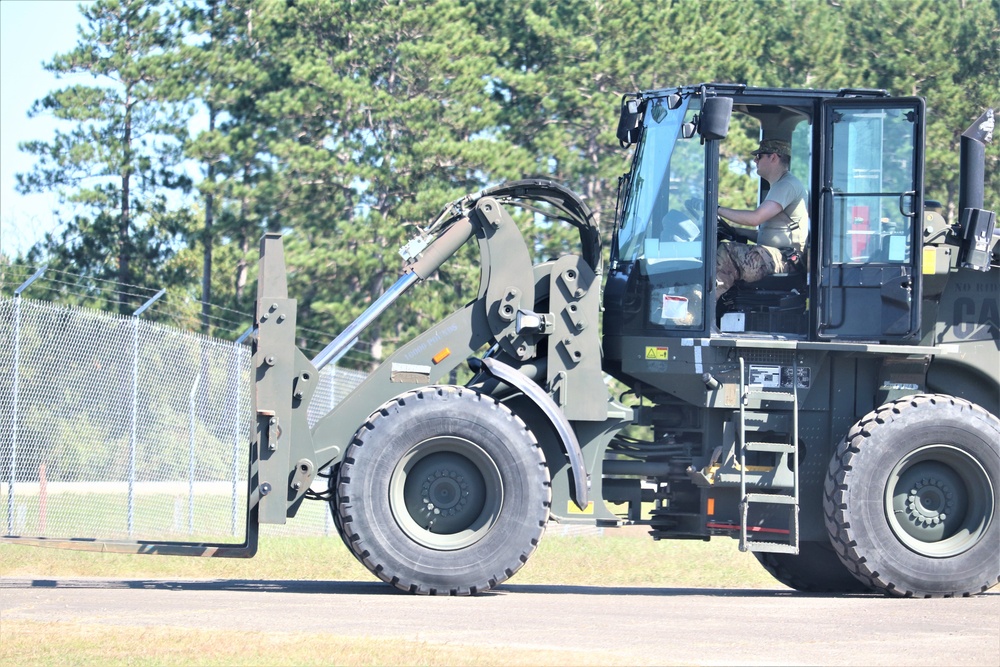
<box><xmin>421</xmin><ymin>468</ymin><xmax>472</xmax><ymax>517</ymax></box>
<box><xmin>885</xmin><ymin>444</ymin><xmax>994</xmax><ymax>558</ymax></box>
<box><xmin>904</xmin><ymin>477</ymin><xmax>956</xmax><ymax>528</ymax></box>
<box><xmin>389</xmin><ymin>437</ymin><xmax>503</xmax><ymax>551</ymax></box>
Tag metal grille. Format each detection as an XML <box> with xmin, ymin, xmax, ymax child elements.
<box><xmin>0</xmin><ymin>297</ymin><xmax>368</xmax><ymax>542</ymax></box>
<box><xmin>740</xmin><ymin>348</ymin><xmax>797</xmax><ymax>366</ymax></box>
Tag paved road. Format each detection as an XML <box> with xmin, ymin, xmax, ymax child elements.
<box><xmin>2</xmin><ymin>577</ymin><xmax>998</xmax><ymax>665</ymax></box>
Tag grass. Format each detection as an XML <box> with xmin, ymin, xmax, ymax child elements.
<box><xmin>2</xmin><ymin>621</ymin><xmax>639</xmax><ymax>667</ymax></box>
<box><xmin>0</xmin><ymin>491</ymin><xmax>248</xmax><ymax>543</ymax></box>
<box><xmin>521</xmin><ymin>527</ymin><xmax>777</xmax><ymax>588</ymax></box>
<box><xmin>1</xmin><ymin>526</ymin><xmax>780</xmax><ymax>666</ymax></box>
<box><xmin>0</xmin><ymin>527</ymin><xmax>776</xmax><ymax>588</ymax></box>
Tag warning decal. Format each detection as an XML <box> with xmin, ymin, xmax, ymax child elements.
<box><xmin>645</xmin><ymin>346</ymin><xmax>669</xmax><ymax>360</ymax></box>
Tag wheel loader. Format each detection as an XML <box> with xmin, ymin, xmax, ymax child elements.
<box><xmin>5</xmin><ymin>83</ymin><xmax>998</xmax><ymax>598</ymax></box>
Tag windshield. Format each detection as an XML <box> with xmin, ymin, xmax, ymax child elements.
<box><xmin>616</xmin><ymin>95</ymin><xmax>706</xmax><ymax>329</ymax></box>
<box><xmin>618</xmin><ymin>96</ymin><xmax>704</xmax><ymax>263</ymax></box>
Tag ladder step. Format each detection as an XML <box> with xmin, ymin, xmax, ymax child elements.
<box><xmin>745</xmin><ymin>493</ymin><xmax>797</xmax><ymax>505</ymax></box>
<box><xmin>744</xmin><ymin>542</ymin><xmax>800</xmax><ymax>555</ymax></box>
<box><xmin>744</xmin><ymin>391</ymin><xmax>796</xmax><ymax>402</ymax></box>
<box><xmin>745</xmin><ymin>441</ymin><xmax>796</xmax><ymax>453</ymax></box>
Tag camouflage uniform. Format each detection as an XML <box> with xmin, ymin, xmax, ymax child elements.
<box><xmin>716</xmin><ymin>242</ymin><xmax>787</xmax><ymax>296</ymax></box>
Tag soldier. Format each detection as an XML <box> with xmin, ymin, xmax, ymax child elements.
<box><xmin>716</xmin><ymin>139</ymin><xmax>808</xmax><ymax>300</ymax></box>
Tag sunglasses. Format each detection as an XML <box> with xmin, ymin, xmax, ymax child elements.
<box><xmin>752</xmin><ymin>152</ymin><xmax>775</xmax><ymax>162</ymax></box>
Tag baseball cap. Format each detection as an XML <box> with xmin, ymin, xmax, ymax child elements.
<box><xmin>751</xmin><ymin>139</ymin><xmax>792</xmax><ymax>157</ymax></box>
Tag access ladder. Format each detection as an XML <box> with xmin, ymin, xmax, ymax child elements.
<box><xmin>737</xmin><ymin>356</ymin><xmax>800</xmax><ymax>554</ymax></box>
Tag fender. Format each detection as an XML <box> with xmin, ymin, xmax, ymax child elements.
<box><xmin>475</xmin><ymin>357</ymin><xmax>590</xmax><ymax>510</ymax></box>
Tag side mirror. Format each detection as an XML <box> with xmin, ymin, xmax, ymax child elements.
<box><xmin>699</xmin><ymin>97</ymin><xmax>733</xmax><ymax>141</ymax></box>
<box><xmin>617</xmin><ymin>97</ymin><xmax>643</xmax><ymax>147</ymax></box>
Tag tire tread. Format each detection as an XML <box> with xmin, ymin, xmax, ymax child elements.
<box><xmin>335</xmin><ymin>385</ymin><xmax>550</xmax><ymax>596</ymax></box>
<box><xmin>823</xmin><ymin>394</ymin><xmax>999</xmax><ymax>597</ymax></box>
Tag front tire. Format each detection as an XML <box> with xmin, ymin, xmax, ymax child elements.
<box><xmin>824</xmin><ymin>394</ymin><xmax>999</xmax><ymax>597</ymax></box>
<box><xmin>336</xmin><ymin>385</ymin><xmax>551</xmax><ymax>595</ymax></box>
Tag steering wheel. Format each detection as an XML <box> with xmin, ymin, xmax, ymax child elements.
<box><xmin>683</xmin><ymin>197</ymin><xmax>704</xmax><ymax>220</ymax></box>
<box><xmin>717</xmin><ymin>216</ymin><xmax>739</xmax><ymax>242</ymax></box>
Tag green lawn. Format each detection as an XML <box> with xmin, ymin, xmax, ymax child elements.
<box><xmin>1</xmin><ymin>525</ymin><xmax>776</xmax><ymax>588</ymax></box>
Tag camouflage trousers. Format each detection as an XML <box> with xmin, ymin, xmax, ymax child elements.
<box><xmin>716</xmin><ymin>242</ymin><xmax>786</xmax><ymax>299</ymax></box>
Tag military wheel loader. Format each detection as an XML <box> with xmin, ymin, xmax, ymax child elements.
<box><xmin>5</xmin><ymin>84</ymin><xmax>998</xmax><ymax>597</ymax></box>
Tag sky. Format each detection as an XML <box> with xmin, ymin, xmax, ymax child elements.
<box><xmin>0</xmin><ymin>0</ymin><xmax>93</xmax><ymax>259</ymax></box>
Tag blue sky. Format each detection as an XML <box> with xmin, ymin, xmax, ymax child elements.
<box><xmin>0</xmin><ymin>0</ymin><xmax>92</xmax><ymax>258</ymax></box>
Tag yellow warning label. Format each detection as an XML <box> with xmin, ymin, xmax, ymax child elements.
<box><xmin>645</xmin><ymin>346</ymin><xmax>669</xmax><ymax>360</ymax></box>
<box><xmin>567</xmin><ymin>501</ymin><xmax>595</xmax><ymax>515</ymax></box>
<box><xmin>922</xmin><ymin>246</ymin><xmax>936</xmax><ymax>274</ymax></box>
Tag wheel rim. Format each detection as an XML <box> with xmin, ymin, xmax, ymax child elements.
<box><xmin>389</xmin><ymin>436</ymin><xmax>503</xmax><ymax>550</ymax></box>
<box><xmin>884</xmin><ymin>444</ymin><xmax>995</xmax><ymax>558</ymax></box>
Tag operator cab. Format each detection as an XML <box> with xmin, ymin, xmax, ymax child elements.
<box><xmin>604</xmin><ymin>84</ymin><xmax>926</xmax><ymax>358</ymax></box>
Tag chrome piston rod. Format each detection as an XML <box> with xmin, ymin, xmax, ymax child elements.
<box><xmin>311</xmin><ymin>271</ymin><xmax>420</xmax><ymax>371</ymax></box>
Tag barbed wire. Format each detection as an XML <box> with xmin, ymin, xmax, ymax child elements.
<box><xmin>1</xmin><ymin>260</ymin><xmax>381</xmax><ymax>367</ymax></box>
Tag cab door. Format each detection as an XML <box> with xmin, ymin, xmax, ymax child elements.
<box><xmin>816</xmin><ymin>98</ymin><xmax>925</xmax><ymax>341</ymax></box>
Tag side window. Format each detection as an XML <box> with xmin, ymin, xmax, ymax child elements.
<box><xmin>829</xmin><ymin>108</ymin><xmax>918</xmax><ymax>264</ymax></box>
<box><xmin>720</xmin><ymin>115</ymin><xmax>811</xmax><ymax>219</ymax></box>
<box><xmin>790</xmin><ymin>120</ymin><xmax>812</xmax><ymax>206</ymax></box>
<box><xmin>718</xmin><ymin>114</ymin><xmax>764</xmax><ymax>211</ymax></box>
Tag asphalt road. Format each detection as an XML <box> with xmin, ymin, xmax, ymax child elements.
<box><xmin>2</xmin><ymin>577</ymin><xmax>998</xmax><ymax>665</ymax></box>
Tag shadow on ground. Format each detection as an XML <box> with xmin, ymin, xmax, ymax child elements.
<box><xmin>0</xmin><ymin>576</ymin><xmax>897</xmax><ymax>598</ymax></box>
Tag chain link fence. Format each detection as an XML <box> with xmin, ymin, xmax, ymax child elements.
<box><xmin>0</xmin><ymin>296</ymin><xmax>366</xmax><ymax>543</ymax></box>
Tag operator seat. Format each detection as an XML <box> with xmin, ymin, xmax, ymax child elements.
<box><xmin>719</xmin><ymin>265</ymin><xmax>808</xmax><ymax>335</ymax></box>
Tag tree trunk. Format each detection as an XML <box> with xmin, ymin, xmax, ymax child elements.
<box><xmin>201</xmin><ymin>105</ymin><xmax>217</xmax><ymax>332</ymax></box>
<box><xmin>119</xmin><ymin>93</ymin><xmax>133</xmax><ymax>315</ymax></box>
<box><xmin>234</xmin><ymin>162</ymin><xmax>253</xmax><ymax>304</ymax></box>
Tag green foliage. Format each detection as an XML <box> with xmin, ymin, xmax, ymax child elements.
<box><xmin>3</xmin><ymin>297</ymin><xmax>249</xmax><ymax>494</ymax></box>
<box><xmin>11</xmin><ymin>0</ymin><xmax>999</xmax><ymax>354</ymax></box>
<box><xmin>16</xmin><ymin>0</ymin><xmax>194</xmax><ymax>315</ymax></box>
<box><xmin>806</xmin><ymin>0</ymin><xmax>1000</xmax><ymax>216</ymax></box>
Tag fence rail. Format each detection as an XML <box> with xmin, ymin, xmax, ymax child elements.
<box><xmin>0</xmin><ymin>296</ymin><xmax>366</xmax><ymax>542</ymax></box>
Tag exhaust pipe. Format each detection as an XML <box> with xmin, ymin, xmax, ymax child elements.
<box><xmin>958</xmin><ymin>108</ymin><xmax>994</xmax><ymax>215</ymax></box>
<box><xmin>957</xmin><ymin>109</ymin><xmax>996</xmax><ymax>271</ymax></box>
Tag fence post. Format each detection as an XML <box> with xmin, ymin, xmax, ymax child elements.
<box><xmin>188</xmin><ymin>372</ymin><xmax>201</xmax><ymax>535</ymax></box>
<box><xmin>129</xmin><ymin>289</ymin><xmax>165</xmax><ymax>536</ymax></box>
<box><xmin>8</xmin><ymin>266</ymin><xmax>46</xmax><ymax>536</ymax></box>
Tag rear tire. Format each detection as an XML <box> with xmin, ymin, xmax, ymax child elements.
<box><xmin>754</xmin><ymin>541</ymin><xmax>873</xmax><ymax>593</ymax></box>
<box><xmin>336</xmin><ymin>385</ymin><xmax>551</xmax><ymax>595</ymax></box>
<box><xmin>824</xmin><ymin>394</ymin><xmax>999</xmax><ymax>597</ymax></box>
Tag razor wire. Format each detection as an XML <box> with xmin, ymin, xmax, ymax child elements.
<box><xmin>0</xmin><ymin>296</ymin><xmax>367</xmax><ymax>543</ymax></box>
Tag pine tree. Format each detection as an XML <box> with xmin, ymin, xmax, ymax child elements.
<box><xmin>16</xmin><ymin>0</ymin><xmax>193</xmax><ymax>314</ymax></box>
<box><xmin>232</xmin><ymin>0</ymin><xmax>529</xmax><ymax>363</ymax></box>
<box><xmin>806</xmin><ymin>0</ymin><xmax>999</xmax><ymax>220</ymax></box>
<box><xmin>174</xmin><ymin>0</ymin><xmax>286</xmax><ymax>334</ymax></box>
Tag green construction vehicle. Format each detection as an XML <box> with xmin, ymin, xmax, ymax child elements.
<box><xmin>8</xmin><ymin>83</ymin><xmax>998</xmax><ymax>597</ymax></box>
